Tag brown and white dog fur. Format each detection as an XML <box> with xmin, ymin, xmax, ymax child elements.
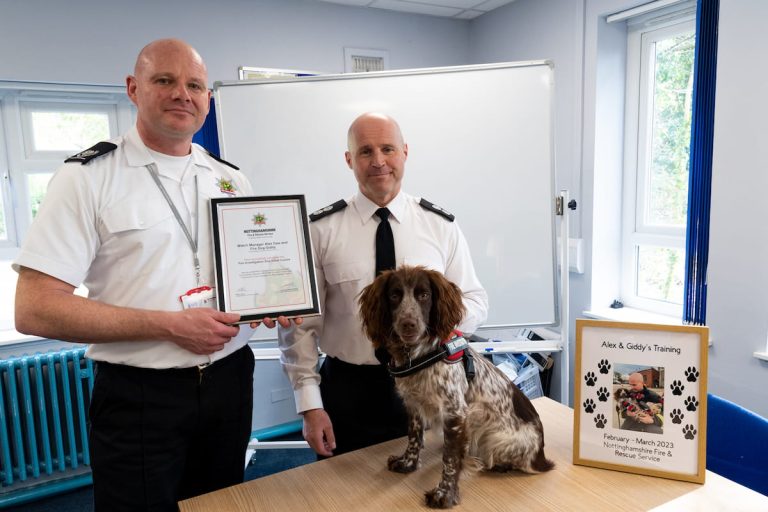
<box><xmin>358</xmin><ymin>265</ymin><xmax>553</xmax><ymax>509</ymax></box>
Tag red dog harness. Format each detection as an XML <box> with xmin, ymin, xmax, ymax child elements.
<box><xmin>387</xmin><ymin>330</ymin><xmax>475</xmax><ymax>381</ymax></box>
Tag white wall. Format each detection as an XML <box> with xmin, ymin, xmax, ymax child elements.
<box><xmin>0</xmin><ymin>0</ymin><xmax>469</xmax><ymax>85</ymax></box>
<box><xmin>706</xmin><ymin>0</ymin><xmax>768</xmax><ymax>418</ymax></box>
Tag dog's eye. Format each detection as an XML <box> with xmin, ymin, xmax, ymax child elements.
<box><xmin>417</xmin><ymin>291</ymin><xmax>431</xmax><ymax>301</ymax></box>
<box><xmin>389</xmin><ymin>291</ymin><xmax>402</xmax><ymax>302</ymax></box>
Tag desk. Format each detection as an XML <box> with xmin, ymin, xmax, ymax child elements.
<box><xmin>180</xmin><ymin>397</ymin><xmax>767</xmax><ymax>511</ymax></box>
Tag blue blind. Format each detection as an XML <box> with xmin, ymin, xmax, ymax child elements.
<box><xmin>683</xmin><ymin>0</ymin><xmax>719</xmax><ymax>325</ymax></box>
<box><xmin>192</xmin><ymin>97</ymin><xmax>220</xmax><ymax>156</ymax></box>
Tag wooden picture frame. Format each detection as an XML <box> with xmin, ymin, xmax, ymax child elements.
<box><xmin>573</xmin><ymin>319</ymin><xmax>709</xmax><ymax>483</ymax></box>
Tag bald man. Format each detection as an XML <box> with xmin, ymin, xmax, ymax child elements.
<box><xmin>279</xmin><ymin>113</ymin><xmax>488</xmax><ymax>457</ymax></box>
<box><xmin>13</xmin><ymin>39</ymin><xmax>293</xmax><ymax>510</ymax></box>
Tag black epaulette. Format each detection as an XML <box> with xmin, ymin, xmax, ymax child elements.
<box><xmin>309</xmin><ymin>200</ymin><xmax>347</xmax><ymax>222</ymax></box>
<box><xmin>419</xmin><ymin>198</ymin><xmax>455</xmax><ymax>222</ymax></box>
<box><xmin>64</xmin><ymin>142</ymin><xmax>117</xmax><ymax>164</ymax></box>
<box><xmin>205</xmin><ymin>150</ymin><xmax>240</xmax><ymax>170</ymax></box>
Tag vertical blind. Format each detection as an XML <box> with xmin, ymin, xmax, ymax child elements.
<box><xmin>683</xmin><ymin>0</ymin><xmax>719</xmax><ymax>325</ymax></box>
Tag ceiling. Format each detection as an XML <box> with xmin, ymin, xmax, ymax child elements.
<box><xmin>314</xmin><ymin>0</ymin><xmax>517</xmax><ymax>20</ymax></box>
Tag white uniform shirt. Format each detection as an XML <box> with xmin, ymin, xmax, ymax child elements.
<box><xmin>279</xmin><ymin>191</ymin><xmax>488</xmax><ymax>413</ymax></box>
<box><xmin>13</xmin><ymin>126</ymin><xmax>255</xmax><ymax>368</ymax></box>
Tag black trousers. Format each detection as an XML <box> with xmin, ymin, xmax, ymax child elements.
<box><xmin>89</xmin><ymin>345</ymin><xmax>255</xmax><ymax>512</ymax></box>
<box><xmin>319</xmin><ymin>356</ymin><xmax>408</xmax><ymax>455</ymax></box>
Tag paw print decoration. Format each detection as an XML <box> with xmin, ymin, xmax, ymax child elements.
<box><xmin>684</xmin><ymin>396</ymin><xmax>699</xmax><ymax>412</ymax></box>
<box><xmin>584</xmin><ymin>371</ymin><xmax>597</xmax><ymax>387</ymax></box>
<box><xmin>597</xmin><ymin>359</ymin><xmax>611</xmax><ymax>374</ymax></box>
<box><xmin>670</xmin><ymin>380</ymin><xmax>685</xmax><ymax>396</ymax></box>
<box><xmin>596</xmin><ymin>386</ymin><xmax>609</xmax><ymax>402</ymax></box>
<box><xmin>685</xmin><ymin>366</ymin><xmax>700</xmax><ymax>382</ymax></box>
<box><xmin>682</xmin><ymin>424</ymin><xmax>697</xmax><ymax>440</ymax></box>
<box><xmin>594</xmin><ymin>413</ymin><xmax>607</xmax><ymax>429</ymax></box>
<box><xmin>583</xmin><ymin>398</ymin><xmax>596</xmax><ymax>414</ymax></box>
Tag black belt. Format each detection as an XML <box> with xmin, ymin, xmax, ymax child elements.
<box><xmin>95</xmin><ymin>344</ymin><xmax>251</xmax><ymax>383</ymax></box>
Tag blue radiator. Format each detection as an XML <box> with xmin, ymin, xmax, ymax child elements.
<box><xmin>0</xmin><ymin>347</ymin><xmax>94</xmax><ymax>508</ymax></box>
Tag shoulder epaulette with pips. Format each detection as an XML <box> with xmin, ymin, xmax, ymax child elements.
<box><xmin>64</xmin><ymin>142</ymin><xmax>117</xmax><ymax>165</ymax></box>
<box><xmin>309</xmin><ymin>199</ymin><xmax>347</xmax><ymax>222</ymax></box>
<box><xmin>419</xmin><ymin>198</ymin><xmax>455</xmax><ymax>222</ymax></box>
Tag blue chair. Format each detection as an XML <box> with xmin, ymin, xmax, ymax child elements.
<box><xmin>706</xmin><ymin>393</ymin><xmax>768</xmax><ymax>496</ymax></box>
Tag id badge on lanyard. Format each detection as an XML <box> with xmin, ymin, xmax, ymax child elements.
<box><xmin>179</xmin><ymin>286</ymin><xmax>217</xmax><ymax>309</ymax></box>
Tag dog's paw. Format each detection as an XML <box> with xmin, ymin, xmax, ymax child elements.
<box><xmin>425</xmin><ymin>486</ymin><xmax>459</xmax><ymax>509</ymax></box>
<box><xmin>387</xmin><ymin>454</ymin><xmax>419</xmax><ymax>473</ymax></box>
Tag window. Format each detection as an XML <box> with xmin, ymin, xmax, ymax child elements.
<box><xmin>620</xmin><ymin>11</ymin><xmax>695</xmax><ymax>317</ymax></box>
<box><xmin>0</xmin><ymin>83</ymin><xmax>135</xmax><ymax>334</ymax></box>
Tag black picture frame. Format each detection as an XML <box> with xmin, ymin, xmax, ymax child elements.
<box><xmin>210</xmin><ymin>194</ymin><xmax>320</xmax><ymax>323</ymax></box>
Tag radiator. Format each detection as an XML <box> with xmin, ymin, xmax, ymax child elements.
<box><xmin>0</xmin><ymin>347</ymin><xmax>94</xmax><ymax>507</ymax></box>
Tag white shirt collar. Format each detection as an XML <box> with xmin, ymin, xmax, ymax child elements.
<box><xmin>123</xmin><ymin>126</ymin><xmax>214</xmax><ymax>176</ymax></box>
<box><xmin>354</xmin><ymin>191</ymin><xmax>406</xmax><ymax>225</ymax></box>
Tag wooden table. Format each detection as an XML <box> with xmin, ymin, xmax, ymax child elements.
<box><xmin>180</xmin><ymin>397</ymin><xmax>768</xmax><ymax>511</ymax></box>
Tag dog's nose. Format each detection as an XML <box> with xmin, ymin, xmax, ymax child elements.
<box><xmin>400</xmin><ymin>318</ymin><xmax>417</xmax><ymax>332</ymax></box>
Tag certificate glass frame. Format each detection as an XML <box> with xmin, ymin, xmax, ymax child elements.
<box><xmin>573</xmin><ymin>319</ymin><xmax>709</xmax><ymax>484</ymax></box>
<box><xmin>211</xmin><ymin>195</ymin><xmax>320</xmax><ymax>323</ymax></box>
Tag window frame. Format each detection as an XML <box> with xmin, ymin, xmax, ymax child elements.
<box><xmin>620</xmin><ymin>13</ymin><xmax>696</xmax><ymax>317</ymax></box>
<box><xmin>0</xmin><ymin>83</ymin><xmax>134</xmax><ymax>249</ymax></box>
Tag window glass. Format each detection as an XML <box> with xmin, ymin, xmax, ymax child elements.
<box><xmin>0</xmin><ymin>192</ymin><xmax>6</xmax><ymax>241</ymax></box>
<box><xmin>30</xmin><ymin>110</ymin><xmax>110</xmax><ymax>152</ymax></box>
<box><xmin>636</xmin><ymin>245</ymin><xmax>685</xmax><ymax>304</ymax></box>
<box><xmin>28</xmin><ymin>172</ymin><xmax>53</xmax><ymax>219</ymax></box>
<box><xmin>646</xmin><ymin>32</ymin><xmax>695</xmax><ymax>228</ymax></box>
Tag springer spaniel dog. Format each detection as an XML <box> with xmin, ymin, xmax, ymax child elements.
<box><xmin>358</xmin><ymin>265</ymin><xmax>553</xmax><ymax>509</ymax></box>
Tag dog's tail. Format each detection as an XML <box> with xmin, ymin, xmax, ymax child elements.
<box><xmin>530</xmin><ymin>447</ymin><xmax>555</xmax><ymax>473</ymax></box>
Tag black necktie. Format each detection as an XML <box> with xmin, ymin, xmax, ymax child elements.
<box><xmin>374</xmin><ymin>207</ymin><xmax>395</xmax><ymax>365</ymax></box>
<box><xmin>375</xmin><ymin>208</ymin><xmax>396</xmax><ymax>275</ymax></box>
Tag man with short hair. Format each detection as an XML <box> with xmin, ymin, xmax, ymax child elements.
<box><xmin>279</xmin><ymin>112</ymin><xmax>488</xmax><ymax>457</ymax></box>
<box><xmin>14</xmin><ymin>39</ymin><xmax>296</xmax><ymax>511</ymax></box>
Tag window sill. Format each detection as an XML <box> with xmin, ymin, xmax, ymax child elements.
<box><xmin>583</xmin><ymin>307</ymin><xmax>716</xmax><ymax>348</ymax></box>
<box><xmin>583</xmin><ymin>307</ymin><xmax>682</xmax><ymax>326</ymax></box>
<box><xmin>0</xmin><ymin>329</ymin><xmax>44</xmax><ymax>347</ymax></box>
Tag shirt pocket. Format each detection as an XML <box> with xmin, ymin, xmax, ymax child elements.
<box><xmin>102</xmin><ymin>198</ymin><xmax>174</xmax><ymax>234</ymax></box>
<box><xmin>323</xmin><ymin>260</ymin><xmax>370</xmax><ymax>285</ymax></box>
<box><xmin>100</xmin><ymin>198</ymin><xmax>177</xmax><ymax>277</ymax></box>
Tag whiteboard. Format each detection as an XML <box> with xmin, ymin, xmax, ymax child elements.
<box><xmin>214</xmin><ymin>62</ymin><xmax>558</xmax><ymax>328</ymax></box>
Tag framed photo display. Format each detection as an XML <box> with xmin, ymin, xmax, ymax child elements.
<box><xmin>573</xmin><ymin>319</ymin><xmax>709</xmax><ymax>483</ymax></box>
<box><xmin>210</xmin><ymin>195</ymin><xmax>320</xmax><ymax>323</ymax></box>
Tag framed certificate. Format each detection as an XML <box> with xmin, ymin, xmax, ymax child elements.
<box><xmin>211</xmin><ymin>195</ymin><xmax>320</xmax><ymax>323</ymax></box>
<box><xmin>573</xmin><ymin>319</ymin><xmax>709</xmax><ymax>484</ymax></box>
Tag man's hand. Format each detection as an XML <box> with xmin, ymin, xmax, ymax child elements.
<box><xmin>302</xmin><ymin>408</ymin><xmax>336</xmax><ymax>457</ymax></box>
<box><xmin>167</xmin><ymin>309</ymin><xmax>241</xmax><ymax>354</ymax></box>
<box><xmin>250</xmin><ymin>316</ymin><xmax>304</xmax><ymax>329</ymax></box>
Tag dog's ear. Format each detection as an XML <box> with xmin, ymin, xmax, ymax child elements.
<box><xmin>426</xmin><ymin>269</ymin><xmax>466</xmax><ymax>341</ymax></box>
<box><xmin>358</xmin><ymin>271</ymin><xmax>393</xmax><ymax>349</ymax></box>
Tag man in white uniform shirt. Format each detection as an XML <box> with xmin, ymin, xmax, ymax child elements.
<box><xmin>279</xmin><ymin>113</ymin><xmax>488</xmax><ymax>456</ymax></box>
<box><xmin>13</xmin><ymin>39</ymin><xmax>295</xmax><ymax>511</ymax></box>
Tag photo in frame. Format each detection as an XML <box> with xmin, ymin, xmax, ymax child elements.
<box><xmin>210</xmin><ymin>195</ymin><xmax>320</xmax><ymax>323</ymax></box>
<box><xmin>573</xmin><ymin>319</ymin><xmax>709</xmax><ymax>484</ymax></box>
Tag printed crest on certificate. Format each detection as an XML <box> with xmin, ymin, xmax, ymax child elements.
<box><xmin>573</xmin><ymin>319</ymin><xmax>708</xmax><ymax>484</ymax></box>
<box><xmin>210</xmin><ymin>195</ymin><xmax>320</xmax><ymax>323</ymax></box>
